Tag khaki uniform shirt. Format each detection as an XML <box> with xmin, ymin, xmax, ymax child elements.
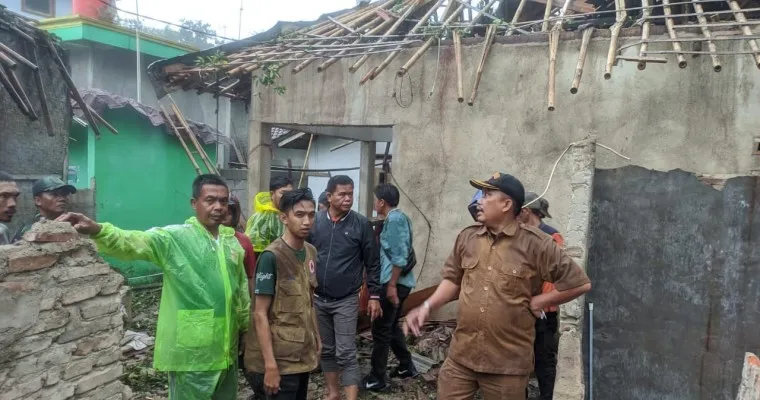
<box><xmin>442</xmin><ymin>221</ymin><xmax>590</xmax><ymax>375</ymax></box>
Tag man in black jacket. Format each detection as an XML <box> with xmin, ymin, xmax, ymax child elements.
<box><xmin>308</xmin><ymin>175</ymin><xmax>382</xmax><ymax>400</ymax></box>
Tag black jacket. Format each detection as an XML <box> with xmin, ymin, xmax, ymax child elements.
<box><xmin>308</xmin><ymin>210</ymin><xmax>381</xmax><ymax>299</ymax></box>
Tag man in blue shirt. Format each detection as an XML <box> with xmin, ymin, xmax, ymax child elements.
<box><xmin>363</xmin><ymin>183</ymin><xmax>419</xmax><ymax>391</ymax></box>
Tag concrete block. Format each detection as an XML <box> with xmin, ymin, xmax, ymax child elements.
<box><xmin>0</xmin><ymin>281</ymin><xmax>41</xmax><ymax>331</ymax></box>
<box><xmin>39</xmin><ymin>381</ymin><xmax>76</xmax><ymax>399</ymax></box>
<box><xmin>99</xmin><ymin>273</ymin><xmax>125</xmax><ymax>295</ymax></box>
<box><xmin>54</xmin><ymin>263</ymin><xmax>112</xmax><ymax>282</ymax></box>
<box><xmin>61</xmin><ymin>283</ymin><xmax>101</xmax><ymax>305</ymax></box>
<box><xmin>75</xmin><ymin>380</ymin><xmax>123</xmax><ymax>400</ymax></box>
<box><xmin>1</xmin><ymin>331</ymin><xmax>57</xmax><ymax>361</ymax></box>
<box><xmin>44</xmin><ymin>366</ymin><xmax>61</xmax><ymax>386</ymax></box>
<box><xmin>553</xmin><ymin>329</ymin><xmax>584</xmax><ymax>400</ymax></box>
<box><xmin>737</xmin><ymin>352</ymin><xmax>760</xmax><ymax>400</ymax></box>
<box><xmin>39</xmin><ymin>287</ymin><xmax>62</xmax><ymax>310</ymax></box>
<box><xmin>64</xmin><ymin>356</ymin><xmax>97</xmax><ymax>380</ymax></box>
<box><xmin>37</xmin><ymin>343</ymin><xmax>75</xmax><ymax>367</ymax></box>
<box><xmin>74</xmin><ymin>363</ymin><xmax>123</xmax><ymax>395</ymax></box>
<box><xmin>79</xmin><ymin>294</ymin><xmax>121</xmax><ymax>320</ymax></box>
<box><xmin>23</xmin><ymin>231</ymin><xmax>79</xmax><ymax>243</ymax></box>
<box><xmin>94</xmin><ymin>348</ymin><xmax>121</xmax><ymax>367</ymax></box>
<box><xmin>74</xmin><ymin>330</ymin><xmax>122</xmax><ymax>356</ymax></box>
<box><xmin>122</xmin><ymin>384</ymin><xmax>133</xmax><ymax>399</ymax></box>
<box><xmin>30</xmin><ymin>308</ymin><xmax>71</xmax><ymax>335</ymax></box>
<box><xmin>7</xmin><ymin>249</ymin><xmax>59</xmax><ymax>274</ymax></box>
<box><xmin>57</xmin><ymin>314</ymin><xmax>121</xmax><ymax>344</ymax></box>
<box><xmin>1</xmin><ymin>374</ymin><xmax>43</xmax><ymax>400</ymax></box>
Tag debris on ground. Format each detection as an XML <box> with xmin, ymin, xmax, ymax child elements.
<box><xmin>123</xmin><ymin>289</ymin><xmax>539</xmax><ymax>399</ymax></box>
<box><xmin>122</xmin><ymin>330</ymin><xmax>155</xmax><ymax>354</ymax></box>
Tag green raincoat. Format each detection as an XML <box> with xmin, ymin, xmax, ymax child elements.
<box><xmin>244</xmin><ymin>192</ymin><xmax>284</xmax><ymax>252</ymax></box>
<box><xmin>93</xmin><ymin>217</ymin><xmax>251</xmax><ymax>373</ymax></box>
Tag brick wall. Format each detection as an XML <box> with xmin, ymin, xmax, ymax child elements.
<box><xmin>0</xmin><ymin>221</ymin><xmax>131</xmax><ymax>400</ymax></box>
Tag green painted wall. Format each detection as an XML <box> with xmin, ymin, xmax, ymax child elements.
<box><xmin>68</xmin><ymin>123</ymin><xmax>94</xmax><ymax>190</ymax></box>
<box><xmin>72</xmin><ymin>108</ymin><xmax>216</xmax><ymax>284</ymax></box>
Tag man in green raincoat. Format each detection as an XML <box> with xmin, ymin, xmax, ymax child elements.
<box><xmin>58</xmin><ymin>174</ymin><xmax>251</xmax><ymax>400</ymax></box>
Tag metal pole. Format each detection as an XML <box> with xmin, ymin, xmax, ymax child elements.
<box><xmin>135</xmin><ymin>0</ymin><xmax>142</xmax><ymax>102</ymax></box>
<box><xmin>238</xmin><ymin>0</ymin><xmax>244</xmax><ymax>39</ymax></box>
<box><xmin>589</xmin><ymin>302</ymin><xmax>594</xmax><ymax>400</ymax></box>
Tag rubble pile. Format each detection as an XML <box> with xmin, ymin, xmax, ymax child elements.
<box><xmin>0</xmin><ymin>221</ymin><xmax>131</xmax><ymax>400</ymax></box>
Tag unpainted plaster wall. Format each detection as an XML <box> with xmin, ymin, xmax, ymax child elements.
<box><xmin>250</xmin><ymin>32</ymin><xmax>760</xmax><ymax>302</ymax></box>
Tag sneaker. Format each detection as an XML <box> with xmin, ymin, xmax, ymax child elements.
<box><xmin>362</xmin><ymin>375</ymin><xmax>388</xmax><ymax>392</ymax></box>
<box><xmin>389</xmin><ymin>366</ymin><xmax>419</xmax><ymax>379</ymax></box>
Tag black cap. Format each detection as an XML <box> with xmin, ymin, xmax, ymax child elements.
<box><xmin>32</xmin><ymin>176</ymin><xmax>77</xmax><ymax>197</ymax></box>
<box><xmin>524</xmin><ymin>191</ymin><xmax>552</xmax><ymax>219</ymax></box>
<box><xmin>470</xmin><ymin>172</ymin><xmax>525</xmax><ymax>210</ymax></box>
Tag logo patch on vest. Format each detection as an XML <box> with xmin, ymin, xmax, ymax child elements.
<box><xmin>308</xmin><ymin>260</ymin><xmax>315</xmax><ymax>274</ymax></box>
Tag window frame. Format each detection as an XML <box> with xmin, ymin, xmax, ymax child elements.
<box><xmin>21</xmin><ymin>0</ymin><xmax>55</xmax><ymax>18</ymax></box>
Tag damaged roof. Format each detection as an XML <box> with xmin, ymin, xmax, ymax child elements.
<box><xmin>72</xmin><ymin>89</ymin><xmax>232</xmax><ymax>145</ymax></box>
<box><xmin>147</xmin><ymin>0</ymin><xmax>760</xmax><ymax>104</ymax></box>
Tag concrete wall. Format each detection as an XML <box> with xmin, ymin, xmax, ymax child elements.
<box><xmin>3</xmin><ymin>0</ymin><xmax>73</xmax><ymax>19</ymax></box>
<box><xmin>0</xmin><ymin>221</ymin><xmax>129</xmax><ymax>400</ymax></box>
<box><xmin>250</xmin><ymin>31</ymin><xmax>760</xmax><ymax>297</ymax></box>
<box><xmin>586</xmin><ymin>167</ymin><xmax>760</xmax><ymax>399</ymax></box>
<box><xmin>67</xmin><ymin>43</ymin><xmax>235</xmax><ymax>165</ymax></box>
<box><xmin>0</xmin><ymin>30</ymin><xmax>71</xmax><ymax>234</ymax></box>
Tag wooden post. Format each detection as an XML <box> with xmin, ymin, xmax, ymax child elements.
<box><xmin>571</xmin><ymin>27</ymin><xmax>594</xmax><ymax>94</ymax></box>
<box><xmin>726</xmin><ymin>0</ymin><xmax>760</xmax><ymax>69</ymax></box>
<box><xmin>26</xmin><ymin>44</ymin><xmax>54</xmax><ymax>136</ymax></box>
<box><xmin>46</xmin><ymin>39</ymin><xmax>102</xmax><ymax>137</ymax></box>
<box><xmin>0</xmin><ymin>65</ymin><xmax>31</xmax><ymax>116</ymax></box>
<box><xmin>160</xmin><ymin>105</ymin><xmax>202</xmax><ymax>175</ymax></box>
<box><xmin>3</xmin><ymin>65</ymin><xmax>37</xmax><ymax>120</ymax></box>
<box><xmin>298</xmin><ymin>134</ymin><xmax>314</xmax><ymax>188</ymax></box>
<box><xmin>547</xmin><ymin>29</ymin><xmax>560</xmax><ymax>111</ymax></box>
<box><xmin>663</xmin><ymin>0</ymin><xmax>688</xmax><ymax>68</ymax></box>
<box><xmin>692</xmin><ymin>0</ymin><xmax>722</xmax><ymax>72</ymax></box>
<box><xmin>454</xmin><ymin>30</ymin><xmax>464</xmax><ymax>103</ymax></box>
<box><xmin>170</xmin><ymin>100</ymin><xmax>217</xmax><ymax>174</ymax></box>
<box><xmin>638</xmin><ymin>0</ymin><xmax>652</xmax><ymax>70</ymax></box>
<box><xmin>468</xmin><ymin>24</ymin><xmax>496</xmax><ymax>106</ymax></box>
<box><xmin>604</xmin><ymin>0</ymin><xmax>627</xmax><ymax>79</ymax></box>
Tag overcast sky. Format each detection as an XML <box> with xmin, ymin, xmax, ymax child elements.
<box><xmin>116</xmin><ymin>0</ymin><xmax>357</xmax><ymax>40</ymax></box>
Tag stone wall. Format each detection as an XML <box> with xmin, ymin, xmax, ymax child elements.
<box><xmin>0</xmin><ymin>221</ymin><xmax>130</xmax><ymax>400</ymax></box>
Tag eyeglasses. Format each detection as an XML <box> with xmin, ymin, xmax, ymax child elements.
<box><xmin>470</xmin><ymin>190</ymin><xmax>483</xmax><ymax>205</ymax></box>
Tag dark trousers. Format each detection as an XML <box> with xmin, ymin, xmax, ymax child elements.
<box><xmin>533</xmin><ymin>311</ymin><xmax>559</xmax><ymax>400</ymax></box>
<box><xmin>249</xmin><ymin>372</ymin><xmax>310</xmax><ymax>400</ymax></box>
<box><xmin>369</xmin><ymin>283</ymin><xmax>414</xmax><ymax>381</ymax></box>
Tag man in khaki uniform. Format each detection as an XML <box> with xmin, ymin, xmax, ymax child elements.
<box><xmin>405</xmin><ymin>173</ymin><xmax>592</xmax><ymax>400</ymax></box>
<box><xmin>245</xmin><ymin>189</ymin><xmax>321</xmax><ymax>400</ymax></box>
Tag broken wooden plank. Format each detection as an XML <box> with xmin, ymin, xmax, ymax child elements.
<box><xmin>26</xmin><ymin>44</ymin><xmax>54</xmax><ymax>136</ymax></box>
<box><xmin>86</xmin><ymin>104</ymin><xmax>118</xmax><ymax>135</ymax></box>
<box><xmin>2</xmin><ymin>64</ymin><xmax>37</xmax><ymax>120</ymax></box>
<box><xmin>160</xmin><ymin>105</ymin><xmax>202</xmax><ymax>175</ymax></box>
<box><xmin>45</xmin><ymin>39</ymin><xmax>102</xmax><ymax>137</ymax></box>
<box><xmin>0</xmin><ymin>65</ymin><xmax>31</xmax><ymax>116</ymax></box>
<box><xmin>0</xmin><ymin>50</ymin><xmax>17</xmax><ymax>69</ymax></box>
<box><xmin>0</xmin><ymin>42</ymin><xmax>38</xmax><ymax>70</ymax></box>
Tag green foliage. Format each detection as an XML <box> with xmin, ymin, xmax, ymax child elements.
<box><xmin>254</xmin><ymin>63</ymin><xmax>287</xmax><ymax>95</ymax></box>
<box><xmin>196</xmin><ymin>51</ymin><xmax>228</xmax><ymax>68</ymax></box>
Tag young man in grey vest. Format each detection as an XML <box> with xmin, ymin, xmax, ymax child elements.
<box><xmin>245</xmin><ymin>188</ymin><xmax>321</xmax><ymax>400</ymax></box>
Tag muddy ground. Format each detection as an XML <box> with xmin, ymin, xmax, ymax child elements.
<box><xmin>123</xmin><ymin>288</ymin><xmax>539</xmax><ymax>400</ymax></box>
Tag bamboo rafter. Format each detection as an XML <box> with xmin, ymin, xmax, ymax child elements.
<box><xmin>152</xmin><ymin>0</ymin><xmax>760</xmax><ymax>109</ymax></box>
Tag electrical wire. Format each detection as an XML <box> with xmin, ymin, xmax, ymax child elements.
<box><xmin>393</xmin><ymin>74</ymin><xmax>414</xmax><ymax>108</ymax></box>
<box><xmin>388</xmin><ymin>172</ymin><xmax>433</xmax><ymax>287</ymax></box>
<box><xmin>523</xmin><ymin>140</ymin><xmax>631</xmax><ymax>208</ymax></box>
<box><xmin>95</xmin><ymin>0</ymin><xmax>238</xmax><ymax>42</ymax></box>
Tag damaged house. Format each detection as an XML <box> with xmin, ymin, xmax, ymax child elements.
<box><xmin>143</xmin><ymin>0</ymin><xmax>759</xmax><ymax>398</ymax></box>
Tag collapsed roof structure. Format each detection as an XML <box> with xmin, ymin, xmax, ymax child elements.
<box><xmin>148</xmin><ymin>0</ymin><xmax>760</xmax><ymax>109</ymax></box>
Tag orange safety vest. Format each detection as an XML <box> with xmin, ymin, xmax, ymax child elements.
<box><xmin>541</xmin><ymin>232</ymin><xmax>565</xmax><ymax>313</ymax></box>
